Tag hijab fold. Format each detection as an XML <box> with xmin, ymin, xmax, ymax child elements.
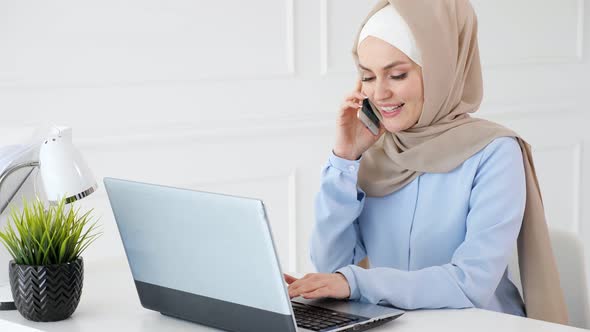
<box><xmin>353</xmin><ymin>0</ymin><xmax>568</xmax><ymax>324</ymax></box>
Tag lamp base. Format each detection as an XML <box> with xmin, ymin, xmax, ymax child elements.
<box><xmin>0</xmin><ymin>283</ymin><xmax>15</xmax><ymax>310</ymax></box>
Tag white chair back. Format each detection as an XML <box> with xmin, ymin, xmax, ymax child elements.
<box><xmin>508</xmin><ymin>229</ymin><xmax>589</xmax><ymax>328</ymax></box>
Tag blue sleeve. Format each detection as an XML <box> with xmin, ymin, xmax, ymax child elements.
<box><xmin>336</xmin><ymin>137</ymin><xmax>526</xmax><ymax>309</ymax></box>
<box><xmin>310</xmin><ymin>151</ymin><xmax>368</xmax><ymax>274</ymax></box>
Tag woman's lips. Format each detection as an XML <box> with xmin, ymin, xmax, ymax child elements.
<box><xmin>379</xmin><ymin>103</ymin><xmax>404</xmax><ymax>118</ymax></box>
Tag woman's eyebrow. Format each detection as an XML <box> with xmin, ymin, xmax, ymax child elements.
<box><xmin>358</xmin><ymin>60</ymin><xmax>408</xmax><ymax>72</ymax></box>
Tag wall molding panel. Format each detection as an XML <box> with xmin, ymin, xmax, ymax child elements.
<box><xmin>473</xmin><ymin>0</ymin><xmax>584</xmax><ymax>66</ymax></box>
<box><xmin>0</xmin><ymin>0</ymin><xmax>296</xmax><ymax>88</ymax></box>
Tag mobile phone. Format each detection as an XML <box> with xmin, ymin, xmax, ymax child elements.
<box><xmin>357</xmin><ymin>98</ymin><xmax>380</xmax><ymax>135</ymax></box>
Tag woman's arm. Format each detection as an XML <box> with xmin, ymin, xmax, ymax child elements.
<box><xmin>337</xmin><ymin>137</ymin><xmax>526</xmax><ymax>309</ymax></box>
<box><xmin>310</xmin><ymin>151</ymin><xmax>367</xmax><ymax>273</ymax></box>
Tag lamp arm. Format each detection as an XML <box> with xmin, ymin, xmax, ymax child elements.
<box><xmin>0</xmin><ymin>161</ymin><xmax>39</xmax><ymax>215</ymax></box>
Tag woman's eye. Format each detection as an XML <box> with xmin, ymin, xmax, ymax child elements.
<box><xmin>390</xmin><ymin>73</ymin><xmax>408</xmax><ymax>80</ymax></box>
<box><xmin>361</xmin><ymin>73</ymin><xmax>407</xmax><ymax>82</ymax></box>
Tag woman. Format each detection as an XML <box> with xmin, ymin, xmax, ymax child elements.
<box><xmin>285</xmin><ymin>0</ymin><xmax>568</xmax><ymax>324</ymax></box>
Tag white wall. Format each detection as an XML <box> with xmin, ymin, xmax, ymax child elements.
<box><xmin>0</xmin><ymin>0</ymin><xmax>589</xmax><ymax>325</ymax></box>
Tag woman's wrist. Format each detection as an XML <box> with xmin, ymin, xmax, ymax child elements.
<box><xmin>332</xmin><ymin>149</ymin><xmax>360</xmax><ymax>161</ymax></box>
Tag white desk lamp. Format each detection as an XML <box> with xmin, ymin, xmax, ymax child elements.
<box><xmin>0</xmin><ymin>126</ymin><xmax>97</xmax><ymax>310</ymax></box>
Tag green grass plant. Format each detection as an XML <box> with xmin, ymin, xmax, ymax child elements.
<box><xmin>0</xmin><ymin>197</ymin><xmax>101</xmax><ymax>266</ymax></box>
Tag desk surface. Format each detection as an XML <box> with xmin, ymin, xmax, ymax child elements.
<box><xmin>0</xmin><ymin>258</ymin><xmax>586</xmax><ymax>332</ymax></box>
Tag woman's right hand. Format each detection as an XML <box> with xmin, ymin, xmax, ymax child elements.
<box><xmin>333</xmin><ymin>83</ymin><xmax>385</xmax><ymax>161</ymax></box>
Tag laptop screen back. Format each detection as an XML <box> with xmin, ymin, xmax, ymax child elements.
<box><xmin>103</xmin><ymin>178</ymin><xmax>292</xmax><ymax>317</ymax></box>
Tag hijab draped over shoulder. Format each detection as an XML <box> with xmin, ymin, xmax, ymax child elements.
<box><xmin>353</xmin><ymin>0</ymin><xmax>568</xmax><ymax>324</ymax></box>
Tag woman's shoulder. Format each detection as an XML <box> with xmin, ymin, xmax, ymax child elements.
<box><xmin>479</xmin><ymin>136</ymin><xmax>522</xmax><ymax>160</ymax></box>
<box><xmin>474</xmin><ymin>136</ymin><xmax>524</xmax><ymax>173</ymax></box>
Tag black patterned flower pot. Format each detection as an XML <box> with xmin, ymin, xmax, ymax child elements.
<box><xmin>9</xmin><ymin>257</ymin><xmax>84</xmax><ymax>322</ymax></box>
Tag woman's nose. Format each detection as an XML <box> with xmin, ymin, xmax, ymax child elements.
<box><xmin>373</xmin><ymin>80</ymin><xmax>392</xmax><ymax>101</ymax></box>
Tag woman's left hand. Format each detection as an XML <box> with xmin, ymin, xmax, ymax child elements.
<box><xmin>284</xmin><ymin>273</ymin><xmax>350</xmax><ymax>299</ymax></box>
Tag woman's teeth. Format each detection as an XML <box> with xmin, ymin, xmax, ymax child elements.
<box><xmin>381</xmin><ymin>104</ymin><xmax>404</xmax><ymax>112</ymax></box>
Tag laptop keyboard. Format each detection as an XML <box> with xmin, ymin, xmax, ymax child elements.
<box><xmin>291</xmin><ymin>301</ymin><xmax>363</xmax><ymax>331</ymax></box>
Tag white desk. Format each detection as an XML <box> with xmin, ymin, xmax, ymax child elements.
<box><xmin>0</xmin><ymin>257</ymin><xmax>586</xmax><ymax>332</ymax></box>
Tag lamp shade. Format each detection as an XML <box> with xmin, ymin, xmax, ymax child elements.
<box><xmin>39</xmin><ymin>127</ymin><xmax>97</xmax><ymax>203</ymax></box>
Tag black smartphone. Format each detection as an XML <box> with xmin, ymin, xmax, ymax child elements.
<box><xmin>357</xmin><ymin>98</ymin><xmax>380</xmax><ymax>135</ymax></box>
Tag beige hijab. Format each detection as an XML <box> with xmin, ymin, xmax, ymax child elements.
<box><xmin>353</xmin><ymin>0</ymin><xmax>568</xmax><ymax>324</ymax></box>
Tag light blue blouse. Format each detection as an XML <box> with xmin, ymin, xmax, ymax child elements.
<box><xmin>310</xmin><ymin>137</ymin><xmax>526</xmax><ymax>316</ymax></box>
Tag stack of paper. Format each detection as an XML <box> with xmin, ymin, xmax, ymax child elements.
<box><xmin>0</xmin><ymin>144</ymin><xmax>37</xmax><ymax>215</ymax></box>
<box><xmin>0</xmin><ymin>145</ymin><xmax>31</xmax><ymax>173</ymax></box>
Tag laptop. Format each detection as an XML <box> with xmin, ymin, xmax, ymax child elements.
<box><xmin>103</xmin><ymin>177</ymin><xmax>404</xmax><ymax>332</ymax></box>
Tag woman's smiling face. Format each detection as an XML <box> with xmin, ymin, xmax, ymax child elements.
<box><xmin>357</xmin><ymin>36</ymin><xmax>424</xmax><ymax>133</ymax></box>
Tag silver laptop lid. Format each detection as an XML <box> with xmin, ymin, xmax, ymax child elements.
<box><xmin>103</xmin><ymin>177</ymin><xmax>293</xmax><ymax>317</ymax></box>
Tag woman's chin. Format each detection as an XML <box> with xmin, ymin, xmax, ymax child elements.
<box><xmin>382</xmin><ymin>121</ymin><xmax>406</xmax><ymax>133</ymax></box>
<box><xmin>382</xmin><ymin>116</ymin><xmax>419</xmax><ymax>133</ymax></box>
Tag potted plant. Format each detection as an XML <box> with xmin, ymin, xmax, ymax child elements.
<box><xmin>0</xmin><ymin>197</ymin><xmax>100</xmax><ymax>322</ymax></box>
